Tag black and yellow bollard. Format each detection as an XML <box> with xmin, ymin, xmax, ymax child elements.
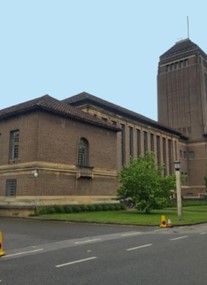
<box><xmin>0</xmin><ymin>231</ymin><xmax>5</xmax><ymax>256</ymax></box>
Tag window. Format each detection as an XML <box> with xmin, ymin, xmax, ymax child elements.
<box><xmin>188</xmin><ymin>151</ymin><xmax>195</xmax><ymax>159</ymax></box>
<box><xmin>156</xmin><ymin>136</ymin><xmax>161</xmax><ymax>165</ymax></box>
<box><xmin>183</xmin><ymin>59</ymin><xmax>188</xmax><ymax>67</ymax></box>
<box><xmin>136</xmin><ymin>129</ymin><xmax>141</xmax><ymax>157</ymax></box>
<box><xmin>143</xmin><ymin>131</ymin><xmax>148</xmax><ymax>154</ymax></box>
<box><xmin>5</xmin><ymin>179</ymin><xmax>17</xmax><ymax>196</ymax></box>
<box><xmin>120</xmin><ymin>124</ymin><xmax>126</xmax><ymax>165</ymax></box>
<box><xmin>168</xmin><ymin>139</ymin><xmax>173</xmax><ymax>174</ymax></box>
<box><xmin>163</xmin><ymin>138</ymin><xmax>166</xmax><ymax>175</ymax></box>
<box><xmin>9</xmin><ymin>130</ymin><xmax>19</xmax><ymax>160</ymax></box>
<box><xmin>150</xmin><ymin>133</ymin><xmax>154</xmax><ymax>152</ymax></box>
<box><xmin>187</xmin><ymin>127</ymin><xmax>191</xmax><ymax>134</ymax></box>
<box><xmin>78</xmin><ymin>138</ymin><xmax>89</xmax><ymax>167</ymax></box>
<box><xmin>129</xmin><ymin>126</ymin><xmax>133</xmax><ymax>157</ymax></box>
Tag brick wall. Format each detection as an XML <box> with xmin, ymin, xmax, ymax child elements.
<box><xmin>0</xmin><ymin>110</ymin><xmax>119</xmax><ymax>205</ymax></box>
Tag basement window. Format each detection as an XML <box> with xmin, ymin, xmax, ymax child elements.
<box><xmin>5</xmin><ymin>179</ymin><xmax>17</xmax><ymax>196</ymax></box>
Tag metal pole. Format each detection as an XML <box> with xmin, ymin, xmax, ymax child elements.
<box><xmin>175</xmin><ymin>169</ymin><xmax>182</xmax><ymax>220</ymax></box>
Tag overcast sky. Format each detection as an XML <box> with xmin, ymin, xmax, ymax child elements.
<box><xmin>1</xmin><ymin>0</ymin><xmax>206</xmax><ymax>120</ymax></box>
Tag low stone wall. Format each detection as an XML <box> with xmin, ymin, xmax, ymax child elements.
<box><xmin>0</xmin><ymin>195</ymin><xmax>118</xmax><ymax>217</ymax></box>
<box><xmin>0</xmin><ymin>205</ymin><xmax>36</xmax><ymax>217</ymax></box>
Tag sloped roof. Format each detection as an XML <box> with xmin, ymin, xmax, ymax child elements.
<box><xmin>63</xmin><ymin>92</ymin><xmax>186</xmax><ymax>138</ymax></box>
<box><xmin>0</xmin><ymin>95</ymin><xmax>120</xmax><ymax>132</ymax></box>
<box><xmin>160</xmin><ymin>38</ymin><xmax>207</xmax><ymax>61</ymax></box>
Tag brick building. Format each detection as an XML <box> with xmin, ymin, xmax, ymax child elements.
<box><xmin>0</xmin><ymin>95</ymin><xmax>120</xmax><ymax>213</ymax></box>
<box><xmin>158</xmin><ymin>38</ymin><xmax>207</xmax><ymax>197</ymax></box>
<box><xmin>1</xmin><ymin>38</ymin><xmax>207</xmax><ymax>215</ymax></box>
<box><xmin>64</xmin><ymin>92</ymin><xmax>184</xmax><ymax>176</ymax></box>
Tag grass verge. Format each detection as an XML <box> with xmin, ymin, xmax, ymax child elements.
<box><xmin>39</xmin><ymin>205</ymin><xmax>207</xmax><ymax>226</ymax></box>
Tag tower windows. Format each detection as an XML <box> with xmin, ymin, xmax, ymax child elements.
<box><xmin>166</xmin><ymin>59</ymin><xmax>189</xmax><ymax>72</ymax></box>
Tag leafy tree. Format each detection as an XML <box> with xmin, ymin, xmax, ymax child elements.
<box><xmin>117</xmin><ymin>153</ymin><xmax>175</xmax><ymax>213</ymax></box>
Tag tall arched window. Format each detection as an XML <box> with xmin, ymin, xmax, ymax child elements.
<box><xmin>78</xmin><ymin>138</ymin><xmax>89</xmax><ymax>167</ymax></box>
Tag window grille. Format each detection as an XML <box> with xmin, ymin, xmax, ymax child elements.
<box><xmin>5</xmin><ymin>179</ymin><xmax>17</xmax><ymax>196</ymax></box>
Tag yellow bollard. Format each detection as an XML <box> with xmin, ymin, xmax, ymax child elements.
<box><xmin>160</xmin><ymin>215</ymin><xmax>167</xmax><ymax>228</ymax></box>
<box><xmin>0</xmin><ymin>231</ymin><xmax>5</xmax><ymax>256</ymax></box>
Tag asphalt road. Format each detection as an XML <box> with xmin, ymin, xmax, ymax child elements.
<box><xmin>0</xmin><ymin>218</ymin><xmax>207</xmax><ymax>285</ymax></box>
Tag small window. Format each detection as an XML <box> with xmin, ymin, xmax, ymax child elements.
<box><xmin>9</xmin><ymin>130</ymin><xmax>19</xmax><ymax>160</ymax></box>
<box><xmin>188</xmin><ymin>151</ymin><xmax>195</xmax><ymax>159</ymax></box>
<box><xmin>5</xmin><ymin>179</ymin><xmax>17</xmax><ymax>196</ymax></box>
<box><xmin>187</xmin><ymin>127</ymin><xmax>191</xmax><ymax>134</ymax></box>
<box><xmin>78</xmin><ymin>138</ymin><xmax>89</xmax><ymax>167</ymax></box>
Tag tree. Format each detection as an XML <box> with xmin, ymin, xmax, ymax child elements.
<box><xmin>117</xmin><ymin>153</ymin><xmax>175</xmax><ymax>213</ymax></box>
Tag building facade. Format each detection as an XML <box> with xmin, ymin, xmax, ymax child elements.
<box><xmin>64</xmin><ymin>92</ymin><xmax>185</xmax><ymax>180</ymax></box>
<box><xmin>1</xmin><ymin>38</ymin><xmax>206</xmax><ymax>216</ymax></box>
<box><xmin>0</xmin><ymin>95</ymin><xmax>120</xmax><ymax>214</ymax></box>
<box><xmin>158</xmin><ymin>38</ymin><xmax>207</xmax><ymax>197</ymax></box>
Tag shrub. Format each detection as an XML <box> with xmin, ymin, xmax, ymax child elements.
<box><xmin>36</xmin><ymin>202</ymin><xmax>126</xmax><ymax>215</ymax></box>
<box><xmin>53</xmin><ymin>205</ymin><xmax>65</xmax><ymax>213</ymax></box>
<box><xmin>63</xmin><ymin>205</ymin><xmax>73</xmax><ymax>213</ymax></box>
<box><xmin>93</xmin><ymin>204</ymin><xmax>103</xmax><ymax>211</ymax></box>
<box><xmin>45</xmin><ymin>206</ymin><xmax>56</xmax><ymax>214</ymax></box>
<box><xmin>86</xmin><ymin>204</ymin><xmax>96</xmax><ymax>211</ymax></box>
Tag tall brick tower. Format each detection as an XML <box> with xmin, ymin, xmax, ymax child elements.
<box><xmin>157</xmin><ymin>39</ymin><xmax>207</xmax><ymax>141</ymax></box>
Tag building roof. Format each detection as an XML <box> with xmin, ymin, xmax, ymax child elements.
<box><xmin>63</xmin><ymin>92</ymin><xmax>186</xmax><ymax>138</ymax></box>
<box><xmin>160</xmin><ymin>38</ymin><xmax>207</xmax><ymax>61</ymax></box>
<box><xmin>0</xmin><ymin>95</ymin><xmax>120</xmax><ymax>132</ymax></box>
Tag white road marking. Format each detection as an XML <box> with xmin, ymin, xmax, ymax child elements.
<box><xmin>121</xmin><ymin>232</ymin><xmax>141</xmax><ymax>237</ymax></box>
<box><xmin>170</xmin><ymin>236</ymin><xmax>188</xmax><ymax>241</ymax></box>
<box><xmin>74</xmin><ymin>238</ymin><xmax>101</xmax><ymax>244</ymax></box>
<box><xmin>2</xmin><ymin>248</ymin><xmax>44</xmax><ymax>258</ymax></box>
<box><xmin>126</xmin><ymin>244</ymin><xmax>152</xmax><ymax>251</ymax></box>
<box><xmin>55</xmin><ymin>256</ymin><xmax>97</xmax><ymax>268</ymax></box>
<box><xmin>200</xmin><ymin>232</ymin><xmax>207</xmax><ymax>235</ymax></box>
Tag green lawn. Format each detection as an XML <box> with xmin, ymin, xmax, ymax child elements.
<box><xmin>39</xmin><ymin>205</ymin><xmax>207</xmax><ymax>226</ymax></box>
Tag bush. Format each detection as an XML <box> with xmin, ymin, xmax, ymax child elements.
<box><xmin>93</xmin><ymin>204</ymin><xmax>104</xmax><ymax>211</ymax></box>
<box><xmin>45</xmin><ymin>206</ymin><xmax>56</xmax><ymax>214</ymax></box>
<box><xmin>63</xmin><ymin>205</ymin><xmax>73</xmax><ymax>213</ymax></box>
<box><xmin>36</xmin><ymin>202</ymin><xmax>126</xmax><ymax>215</ymax></box>
<box><xmin>79</xmin><ymin>204</ymin><xmax>88</xmax><ymax>212</ymax></box>
<box><xmin>86</xmin><ymin>205</ymin><xmax>96</xmax><ymax>211</ymax></box>
<box><xmin>53</xmin><ymin>205</ymin><xmax>65</xmax><ymax>213</ymax></box>
<box><xmin>71</xmin><ymin>205</ymin><xmax>81</xmax><ymax>212</ymax></box>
